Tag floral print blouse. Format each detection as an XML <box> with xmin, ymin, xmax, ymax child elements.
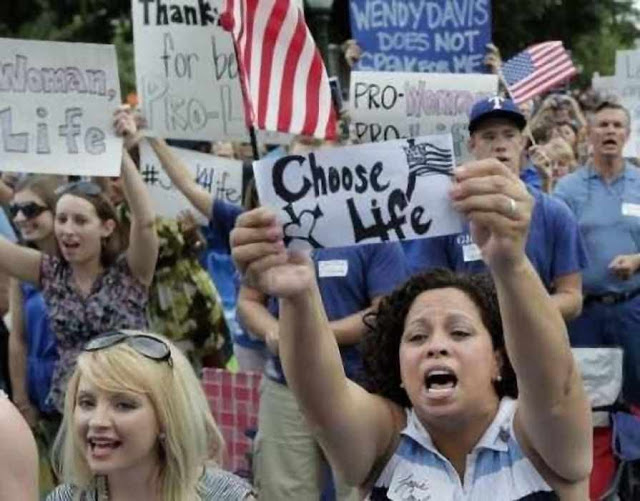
<box><xmin>39</xmin><ymin>254</ymin><xmax>148</xmax><ymax>411</ymax></box>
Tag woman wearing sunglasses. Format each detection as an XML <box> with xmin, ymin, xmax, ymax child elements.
<box><xmin>0</xmin><ymin>149</ymin><xmax>158</xmax><ymax>415</ymax></box>
<box><xmin>47</xmin><ymin>331</ymin><xmax>255</xmax><ymax>501</ymax></box>
<box><xmin>7</xmin><ymin>175</ymin><xmax>64</xmax><ymax>494</ymax></box>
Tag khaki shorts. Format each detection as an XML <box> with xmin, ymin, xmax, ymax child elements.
<box><xmin>253</xmin><ymin>377</ymin><xmax>361</xmax><ymax>501</ymax></box>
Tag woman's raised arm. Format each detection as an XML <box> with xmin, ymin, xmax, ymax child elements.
<box><xmin>121</xmin><ymin>149</ymin><xmax>159</xmax><ymax>286</ymax></box>
<box><xmin>452</xmin><ymin>159</ymin><xmax>592</xmax><ymax>483</ymax></box>
<box><xmin>147</xmin><ymin>137</ymin><xmax>213</xmax><ymax>220</ymax></box>
<box><xmin>0</xmin><ymin>236</ymin><xmax>41</xmax><ymax>285</ymax></box>
<box><xmin>231</xmin><ymin>208</ymin><xmax>403</xmax><ymax>487</ymax></box>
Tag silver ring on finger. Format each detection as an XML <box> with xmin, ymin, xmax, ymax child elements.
<box><xmin>507</xmin><ymin>197</ymin><xmax>517</xmax><ymax>217</ymax></box>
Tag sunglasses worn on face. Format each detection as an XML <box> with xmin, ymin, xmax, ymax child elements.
<box><xmin>84</xmin><ymin>332</ymin><xmax>173</xmax><ymax>367</ymax></box>
<box><xmin>55</xmin><ymin>181</ymin><xmax>102</xmax><ymax>197</ymax></box>
<box><xmin>9</xmin><ymin>201</ymin><xmax>50</xmax><ymax>219</ymax></box>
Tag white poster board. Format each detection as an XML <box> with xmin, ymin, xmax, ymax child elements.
<box><xmin>349</xmin><ymin>71</ymin><xmax>497</xmax><ymax>162</ymax></box>
<box><xmin>132</xmin><ymin>0</ymin><xmax>249</xmax><ymax>141</ymax></box>
<box><xmin>253</xmin><ymin>134</ymin><xmax>462</xmax><ymax>249</ymax></box>
<box><xmin>0</xmin><ymin>38</ymin><xmax>122</xmax><ymax>176</ymax></box>
<box><xmin>591</xmin><ymin>51</ymin><xmax>640</xmax><ymax>158</ymax></box>
<box><xmin>139</xmin><ymin>141</ymin><xmax>243</xmax><ymax>224</ymax></box>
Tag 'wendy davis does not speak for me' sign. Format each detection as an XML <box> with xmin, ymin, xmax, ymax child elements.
<box><xmin>253</xmin><ymin>134</ymin><xmax>463</xmax><ymax>250</ymax></box>
<box><xmin>349</xmin><ymin>0</ymin><xmax>492</xmax><ymax>74</ymax></box>
<box><xmin>0</xmin><ymin>38</ymin><xmax>122</xmax><ymax>176</ymax></box>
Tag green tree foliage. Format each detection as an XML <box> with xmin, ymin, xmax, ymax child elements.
<box><xmin>493</xmin><ymin>0</ymin><xmax>640</xmax><ymax>84</ymax></box>
<box><xmin>0</xmin><ymin>0</ymin><xmax>135</xmax><ymax>95</ymax></box>
<box><xmin>2</xmin><ymin>1</ymin><xmax>640</xmax><ymax>92</ymax></box>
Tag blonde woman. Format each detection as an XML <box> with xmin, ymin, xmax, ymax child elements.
<box><xmin>46</xmin><ymin>331</ymin><xmax>255</xmax><ymax>500</ymax></box>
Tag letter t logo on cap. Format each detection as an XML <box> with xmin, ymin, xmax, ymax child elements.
<box><xmin>488</xmin><ymin>96</ymin><xmax>505</xmax><ymax>110</ymax></box>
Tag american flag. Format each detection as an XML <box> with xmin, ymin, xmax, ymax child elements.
<box><xmin>501</xmin><ymin>41</ymin><xmax>577</xmax><ymax>105</ymax></box>
<box><xmin>221</xmin><ymin>0</ymin><xmax>337</xmax><ymax>140</ymax></box>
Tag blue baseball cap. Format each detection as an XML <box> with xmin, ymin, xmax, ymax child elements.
<box><xmin>468</xmin><ymin>96</ymin><xmax>527</xmax><ymax>134</ymax></box>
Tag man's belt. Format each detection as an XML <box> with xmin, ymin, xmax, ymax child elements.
<box><xmin>584</xmin><ymin>289</ymin><xmax>640</xmax><ymax>306</ymax></box>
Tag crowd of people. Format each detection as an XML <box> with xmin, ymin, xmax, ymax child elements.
<box><xmin>0</xmin><ymin>34</ymin><xmax>639</xmax><ymax>501</ymax></box>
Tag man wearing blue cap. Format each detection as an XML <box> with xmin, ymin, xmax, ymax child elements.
<box><xmin>403</xmin><ymin>95</ymin><xmax>587</xmax><ymax>321</ymax></box>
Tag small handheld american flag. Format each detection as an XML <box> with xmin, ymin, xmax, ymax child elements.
<box><xmin>500</xmin><ymin>41</ymin><xmax>577</xmax><ymax>105</ymax></box>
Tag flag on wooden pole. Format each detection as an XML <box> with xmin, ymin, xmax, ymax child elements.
<box><xmin>221</xmin><ymin>0</ymin><xmax>337</xmax><ymax>140</ymax></box>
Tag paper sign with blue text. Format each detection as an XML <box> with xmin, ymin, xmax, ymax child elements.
<box><xmin>132</xmin><ymin>0</ymin><xmax>250</xmax><ymax>141</ymax></box>
<box><xmin>349</xmin><ymin>71</ymin><xmax>497</xmax><ymax>162</ymax></box>
<box><xmin>349</xmin><ymin>0</ymin><xmax>492</xmax><ymax>74</ymax></box>
<box><xmin>139</xmin><ymin>140</ymin><xmax>243</xmax><ymax>224</ymax></box>
<box><xmin>253</xmin><ymin>134</ymin><xmax>463</xmax><ymax>250</ymax></box>
<box><xmin>0</xmin><ymin>38</ymin><xmax>122</xmax><ymax>176</ymax></box>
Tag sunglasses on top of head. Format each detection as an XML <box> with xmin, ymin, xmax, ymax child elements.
<box><xmin>9</xmin><ymin>201</ymin><xmax>50</xmax><ymax>219</ymax></box>
<box><xmin>55</xmin><ymin>181</ymin><xmax>102</xmax><ymax>197</ymax></box>
<box><xmin>84</xmin><ymin>331</ymin><xmax>173</xmax><ymax>367</ymax></box>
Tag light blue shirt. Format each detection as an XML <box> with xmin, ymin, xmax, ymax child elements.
<box><xmin>554</xmin><ymin>163</ymin><xmax>640</xmax><ymax>294</ymax></box>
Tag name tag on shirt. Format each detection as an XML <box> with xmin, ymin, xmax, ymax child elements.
<box><xmin>318</xmin><ymin>260</ymin><xmax>348</xmax><ymax>278</ymax></box>
<box><xmin>462</xmin><ymin>243</ymin><xmax>482</xmax><ymax>262</ymax></box>
<box><xmin>622</xmin><ymin>203</ymin><xmax>640</xmax><ymax>218</ymax></box>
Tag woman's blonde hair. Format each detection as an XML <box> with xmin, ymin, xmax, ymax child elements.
<box><xmin>546</xmin><ymin>137</ymin><xmax>578</xmax><ymax>170</ymax></box>
<box><xmin>51</xmin><ymin>331</ymin><xmax>225</xmax><ymax>500</ymax></box>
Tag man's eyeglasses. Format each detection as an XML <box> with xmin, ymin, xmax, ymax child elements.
<box><xmin>84</xmin><ymin>331</ymin><xmax>172</xmax><ymax>367</ymax></box>
<box><xmin>9</xmin><ymin>201</ymin><xmax>50</xmax><ymax>219</ymax></box>
<box><xmin>55</xmin><ymin>181</ymin><xmax>102</xmax><ymax>197</ymax></box>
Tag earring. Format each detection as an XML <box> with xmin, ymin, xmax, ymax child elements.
<box><xmin>158</xmin><ymin>432</ymin><xmax>166</xmax><ymax>442</ymax></box>
<box><xmin>495</xmin><ymin>375</ymin><xmax>503</xmax><ymax>382</ymax></box>
<box><xmin>399</xmin><ymin>382</ymin><xmax>405</xmax><ymax>389</ymax></box>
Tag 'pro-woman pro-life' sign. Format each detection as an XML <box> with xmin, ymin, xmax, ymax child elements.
<box><xmin>253</xmin><ymin>135</ymin><xmax>463</xmax><ymax>250</ymax></box>
<box><xmin>0</xmin><ymin>38</ymin><xmax>122</xmax><ymax>176</ymax></box>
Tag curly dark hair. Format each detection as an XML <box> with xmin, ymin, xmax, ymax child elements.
<box><xmin>360</xmin><ymin>268</ymin><xmax>518</xmax><ymax>408</ymax></box>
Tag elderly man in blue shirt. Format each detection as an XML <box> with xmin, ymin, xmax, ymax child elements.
<box><xmin>554</xmin><ymin>101</ymin><xmax>640</xmax><ymax>406</ymax></box>
<box><xmin>403</xmin><ymin>96</ymin><xmax>587</xmax><ymax>322</ymax></box>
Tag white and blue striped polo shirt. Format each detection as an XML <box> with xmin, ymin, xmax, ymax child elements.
<box><xmin>370</xmin><ymin>398</ymin><xmax>557</xmax><ymax>500</ymax></box>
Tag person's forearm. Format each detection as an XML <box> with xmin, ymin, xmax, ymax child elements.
<box><xmin>147</xmin><ymin>137</ymin><xmax>212</xmax><ymax>218</ymax></box>
<box><xmin>329</xmin><ymin>307</ymin><xmax>372</xmax><ymax>346</ymax></box>
<box><xmin>8</xmin><ymin>281</ymin><xmax>29</xmax><ymax>403</ymax></box>
<box><xmin>121</xmin><ymin>150</ymin><xmax>156</xmax><ymax>228</ymax></box>
<box><xmin>279</xmin><ymin>282</ymin><xmax>349</xmax><ymax>428</ymax></box>
<box><xmin>551</xmin><ymin>290</ymin><xmax>582</xmax><ymax>321</ymax></box>
<box><xmin>492</xmin><ymin>259</ymin><xmax>576</xmax><ymax>406</ymax></box>
<box><xmin>236</xmin><ymin>298</ymin><xmax>278</xmax><ymax>340</ymax></box>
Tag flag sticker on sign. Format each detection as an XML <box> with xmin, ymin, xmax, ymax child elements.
<box><xmin>253</xmin><ymin>134</ymin><xmax>463</xmax><ymax>250</ymax></box>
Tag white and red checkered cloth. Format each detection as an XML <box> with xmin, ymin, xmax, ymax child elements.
<box><xmin>203</xmin><ymin>368</ymin><xmax>262</xmax><ymax>475</ymax></box>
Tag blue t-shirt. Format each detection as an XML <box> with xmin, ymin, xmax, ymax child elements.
<box><xmin>520</xmin><ymin>162</ymin><xmax>543</xmax><ymax>191</ymax></box>
<box><xmin>554</xmin><ymin>163</ymin><xmax>640</xmax><ymax>294</ymax></box>
<box><xmin>21</xmin><ymin>282</ymin><xmax>57</xmax><ymax>414</ymax></box>
<box><xmin>402</xmin><ymin>188</ymin><xmax>587</xmax><ymax>290</ymax></box>
<box><xmin>202</xmin><ymin>200</ymin><xmax>265</xmax><ymax>351</ymax></box>
<box><xmin>266</xmin><ymin>243</ymin><xmax>409</xmax><ymax>385</ymax></box>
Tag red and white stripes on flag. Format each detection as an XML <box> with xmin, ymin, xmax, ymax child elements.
<box><xmin>501</xmin><ymin>41</ymin><xmax>577</xmax><ymax>105</ymax></box>
<box><xmin>221</xmin><ymin>0</ymin><xmax>337</xmax><ymax>140</ymax></box>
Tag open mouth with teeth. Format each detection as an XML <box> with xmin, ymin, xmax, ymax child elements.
<box><xmin>602</xmin><ymin>139</ymin><xmax>617</xmax><ymax>147</ymax></box>
<box><xmin>62</xmin><ymin>241</ymin><xmax>80</xmax><ymax>250</ymax></box>
<box><xmin>424</xmin><ymin>369</ymin><xmax>458</xmax><ymax>397</ymax></box>
<box><xmin>88</xmin><ymin>438</ymin><xmax>122</xmax><ymax>455</ymax></box>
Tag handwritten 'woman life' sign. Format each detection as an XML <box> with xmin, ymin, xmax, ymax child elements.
<box><xmin>253</xmin><ymin>135</ymin><xmax>463</xmax><ymax>250</ymax></box>
<box><xmin>0</xmin><ymin>38</ymin><xmax>122</xmax><ymax>176</ymax></box>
